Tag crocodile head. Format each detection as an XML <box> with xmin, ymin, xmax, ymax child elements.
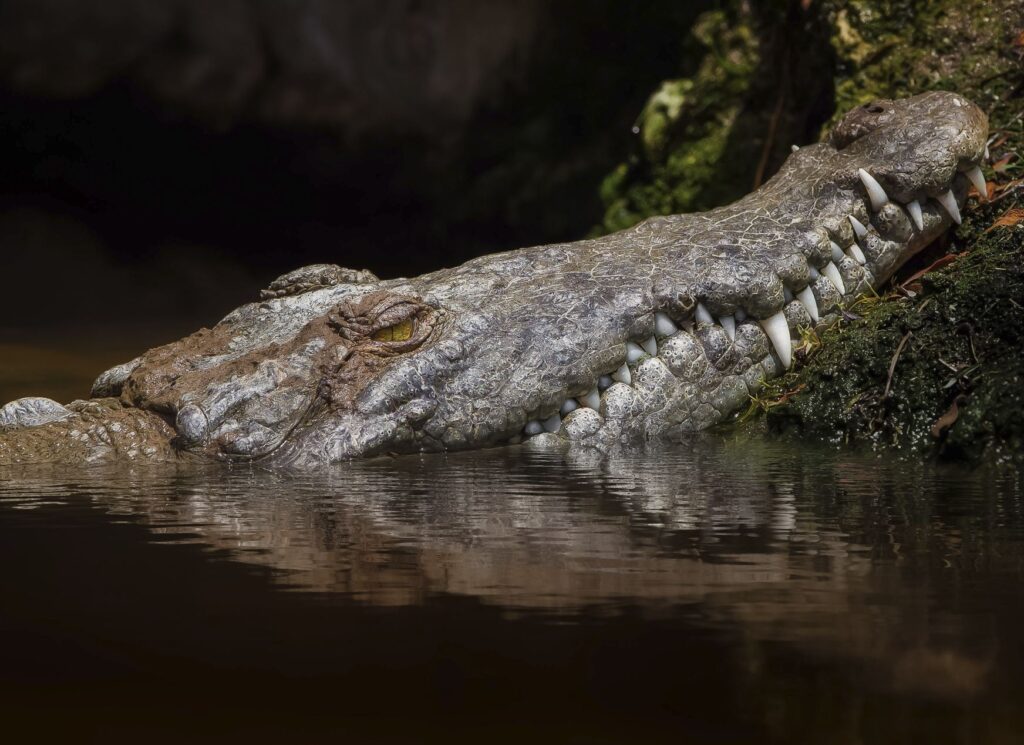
<box><xmin>0</xmin><ymin>92</ymin><xmax>988</xmax><ymax>465</ymax></box>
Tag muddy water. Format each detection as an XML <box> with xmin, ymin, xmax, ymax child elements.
<box><xmin>1</xmin><ymin>440</ymin><xmax>1021</xmax><ymax>743</ymax></box>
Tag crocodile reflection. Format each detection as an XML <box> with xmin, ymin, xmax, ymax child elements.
<box><xmin>7</xmin><ymin>440</ymin><xmax>1018</xmax><ymax>703</ymax></box>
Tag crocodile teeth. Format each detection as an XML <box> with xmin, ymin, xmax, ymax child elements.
<box><xmin>823</xmin><ymin>262</ymin><xmax>846</xmax><ymax>295</ymax></box>
<box><xmin>830</xmin><ymin>240</ymin><xmax>846</xmax><ymax>263</ymax></box>
<box><xmin>597</xmin><ymin>375</ymin><xmax>614</xmax><ymax>391</ymax></box>
<box><xmin>847</xmin><ymin>242</ymin><xmax>867</xmax><ymax>264</ymax></box>
<box><xmin>791</xmin><ymin>144</ymin><xmax>800</xmax><ymax>153</ymax></box>
<box><xmin>935</xmin><ymin>189</ymin><xmax>961</xmax><ymax>225</ymax></box>
<box><xmin>695</xmin><ymin>302</ymin><xmax>714</xmax><ymax>325</ymax></box>
<box><xmin>808</xmin><ymin>265</ymin><xmax>821</xmax><ymax>281</ymax></box>
<box><xmin>611</xmin><ymin>363</ymin><xmax>632</xmax><ymax>386</ymax></box>
<box><xmin>906</xmin><ymin>199</ymin><xmax>924</xmax><ymax>230</ymax></box>
<box><xmin>578</xmin><ymin>388</ymin><xmax>601</xmax><ymax>410</ymax></box>
<box><xmin>796</xmin><ymin>286</ymin><xmax>819</xmax><ymax>323</ymax></box>
<box><xmin>965</xmin><ymin>166</ymin><xmax>987</xmax><ymax>201</ymax></box>
<box><xmin>641</xmin><ymin>336</ymin><xmax>658</xmax><ymax>356</ymax></box>
<box><xmin>985</xmin><ymin>143</ymin><xmax>990</xmax><ymax>161</ymax></box>
<box><xmin>858</xmin><ymin>168</ymin><xmax>889</xmax><ymax>211</ymax></box>
<box><xmin>848</xmin><ymin>215</ymin><xmax>868</xmax><ymax>238</ymax></box>
<box><xmin>719</xmin><ymin>315</ymin><xmax>736</xmax><ymax>340</ymax></box>
<box><xmin>542</xmin><ymin>412</ymin><xmax>562</xmax><ymax>433</ymax></box>
<box><xmin>654</xmin><ymin>312</ymin><xmax>678</xmax><ymax>337</ymax></box>
<box><xmin>760</xmin><ymin>311</ymin><xmax>792</xmax><ymax>369</ymax></box>
<box><xmin>626</xmin><ymin>341</ymin><xmax>646</xmax><ymax>364</ymax></box>
<box><xmin>560</xmin><ymin>399</ymin><xmax>579</xmax><ymax>416</ymax></box>
<box><xmin>524</xmin><ymin>420</ymin><xmax>543</xmax><ymax>436</ymax></box>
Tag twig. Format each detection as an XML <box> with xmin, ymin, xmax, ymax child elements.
<box><xmin>753</xmin><ymin>75</ymin><xmax>787</xmax><ymax>189</ymax></box>
<box><xmin>991</xmin><ymin>180</ymin><xmax>1024</xmax><ymax>204</ymax></box>
<box><xmin>884</xmin><ymin>331</ymin><xmax>912</xmax><ymax>399</ymax></box>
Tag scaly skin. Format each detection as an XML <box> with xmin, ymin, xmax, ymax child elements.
<box><xmin>0</xmin><ymin>92</ymin><xmax>988</xmax><ymax>466</ymax></box>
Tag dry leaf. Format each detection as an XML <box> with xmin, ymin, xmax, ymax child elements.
<box><xmin>931</xmin><ymin>395</ymin><xmax>966</xmax><ymax>439</ymax></box>
<box><xmin>986</xmin><ymin>207</ymin><xmax>1024</xmax><ymax>233</ymax></box>
<box><xmin>993</xmin><ymin>154</ymin><xmax>1016</xmax><ymax>172</ymax></box>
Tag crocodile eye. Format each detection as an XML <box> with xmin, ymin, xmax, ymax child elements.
<box><xmin>372</xmin><ymin>318</ymin><xmax>414</xmax><ymax>342</ymax></box>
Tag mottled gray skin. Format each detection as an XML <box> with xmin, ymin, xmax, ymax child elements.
<box><xmin>0</xmin><ymin>92</ymin><xmax>988</xmax><ymax>466</ymax></box>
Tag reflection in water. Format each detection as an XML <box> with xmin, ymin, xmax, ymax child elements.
<box><xmin>1</xmin><ymin>438</ymin><xmax>1022</xmax><ymax>742</ymax></box>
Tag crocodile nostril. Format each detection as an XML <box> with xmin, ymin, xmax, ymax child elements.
<box><xmin>865</xmin><ymin>103</ymin><xmax>885</xmax><ymax>114</ymax></box>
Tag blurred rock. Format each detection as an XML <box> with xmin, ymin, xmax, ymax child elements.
<box><xmin>0</xmin><ymin>0</ymin><xmax>544</xmax><ymax>138</ymax></box>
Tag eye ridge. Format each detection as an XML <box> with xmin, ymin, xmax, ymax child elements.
<box><xmin>328</xmin><ymin>291</ymin><xmax>437</xmax><ymax>352</ymax></box>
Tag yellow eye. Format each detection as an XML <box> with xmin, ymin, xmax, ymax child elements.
<box><xmin>372</xmin><ymin>318</ymin><xmax>414</xmax><ymax>342</ymax></box>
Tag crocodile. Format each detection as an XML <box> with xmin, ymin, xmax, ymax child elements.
<box><xmin>0</xmin><ymin>92</ymin><xmax>989</xmax><ymax>466</ymax></box>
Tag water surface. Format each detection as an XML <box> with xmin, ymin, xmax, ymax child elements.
<box><xmin>1</xmin><ymin>439</ymin><xmax>1021</xmax><ymax>743</ymax></box>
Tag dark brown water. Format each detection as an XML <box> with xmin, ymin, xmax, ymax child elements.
<box><xmin>1</xmin><ymin>440</ymin><xmax>1021</xmax><ymax>743</ymax></box>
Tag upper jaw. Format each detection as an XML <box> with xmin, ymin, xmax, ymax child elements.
<box><xmin>513</xmin><ymin>93</ymin><xmax>989</xmax><ymax>449</ymax></box>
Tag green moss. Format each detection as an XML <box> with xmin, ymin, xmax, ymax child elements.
<box><xmin>823</xmin><ymin>0</ymin><xmax>1020</xmax><ymax>117</ymax></box>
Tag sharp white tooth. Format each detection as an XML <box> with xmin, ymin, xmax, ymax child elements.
<box><xmin>935</xmin><ymin>189</ymin><xmax>962</xmax><ymax>225</ymax></box>
<box><xmin>823</xmin><ymin>261</ymin><xmax>846</xmax><ymax>295</ymax></box>
<box><xmin>578</xmin><ymin>388</ymin><xmax>601</xmax><ymax>410</ymax></box>
<box><xmin>808</xmin><ymin>265</ymin><xmax>820</xmax><ymax>281</ymax></box>
<box><xmin>654</xmin><ymin>311</ymin><xmax>678</xmax><ymax>337</ymax></box>
<box><xmin>611</xmin><ymin>363</ymin><xmax>632</xmax><ymax>386</ymax></box>
<box><xmin>906</xmin><ymin>199</ymin><xmax>924</xmax><ymax>230</ymax></box>
<box><xmin>760</xmin><ymin>311</ymin><xmax>793</xmax><ymax>369</ymax></box>
<box><xmin>560</xmin><ymin>399</ymin><xmax>579</xmax><ymax>416</ymax></box>
<box><xmin>626</xmin><ymin>341</ymin><xmax>646</xmax><ymax>364</ymax></box>
<box><xmin>848</xmin><ymin>215</ymin><xmax>868</xmax><ymax>238</ymax></box>
<box><xmin>966</xmin><ymin>165</ymin><xmax>987</xmax><ymax>201</ymax></box>
<box><xmin>641</xmin><ymin>336</ymin><xmax>658</xmax><ymax>356</ymax></box>
<box><xmin>783</xmin><ymin>286</ymin><xmax>794</xmax><ymax>303</ymax></box>
<box><xmin>847</xmin><ymin>242</ymin><xmax>867</xmax><ymax>264</ymax></box>
<box><xmin>985</xmin><ymin>143</ymin><xmax>990</xmax><ymax>161</ymax></box>
<box><xmin>524</xmin><ymin>420</ymin><xmax>543</xmax><ymax>436</ymax></box>
<box><xmin>597</xmin><ymin>375</ymin><xmax>614</xmax><ymax>391</ymax></box>
<box><xmin>830</xmin><ymin>240</ymin><xmax>846</xmax><ymax>263</ymax></box>
<box><xmin>791</xmin><ymin>144</ymin><xmax>800</xmax><ymax>153</ymax></box>
<box><xmin>542</xmin><ymin>412</ymin><xmax>562</xmax><ymax>433</ymax></box>
<box><xmin>695</xmin><ymin>302</ymin><xmax>713</xmax><ymax>325</ymax></box>
<box><xmin>858</xmin><ymin>168</ymin><xmax>889</xmax><ymax>211</ymax></box>
<box><xmin>796</xmin><ymin>286</ymin><xmax>819</xmax><ymax>323</ymax></box>
<box><xmin>719</xmin><ymin>315</ymin><xmax>736</xmax><ymax>340</ymax></box>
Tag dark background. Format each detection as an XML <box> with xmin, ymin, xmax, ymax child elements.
<box><xmin>0</xmin><ymin>1</ymin><xmax>712</xmax><ymax>328</ymax></box>
<box><xmin>0</xmin><ymin>0</ymin><xmax>832</xmax><ymax>403</ymax></box>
